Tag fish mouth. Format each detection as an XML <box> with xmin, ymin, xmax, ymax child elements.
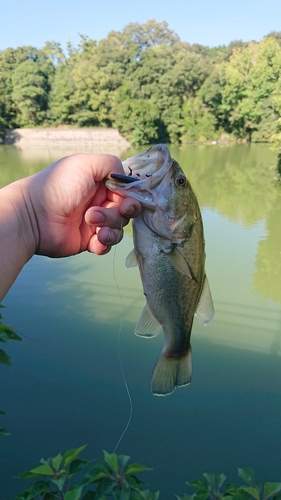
<box><xmin>105</xmin><ymin>144</ymin><xmax>173</xmax><ymax>205</ymax></box>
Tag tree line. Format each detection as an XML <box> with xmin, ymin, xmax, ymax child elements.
<box><xmin>1</xmin><ymin>19</ymin><xmax>281</xmax><ymax>146</ymax></box>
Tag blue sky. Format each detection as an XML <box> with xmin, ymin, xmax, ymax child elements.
<box><xmin>1</xmin><ymin>0</ymin><xmax>281</xmax><ymax>52</ymax></box>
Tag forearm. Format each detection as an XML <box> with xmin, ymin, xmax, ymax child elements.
<box><xmin>0</xmin><ymin>178</ymin><xmax>37</xmax><ymax>301</ymax></box>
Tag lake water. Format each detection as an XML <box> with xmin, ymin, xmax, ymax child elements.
<box><xmin>1</xmin><ymin>143</ymin><xmax>281</xmax><ymax>499</ymax></box>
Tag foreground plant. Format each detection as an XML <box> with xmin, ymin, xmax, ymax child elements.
<box><xmin>178</xmin><ymin>467</ymin><xmax>281</xmax><ymax>500</ymax></box>
<box><xmin>13</xmin><ymin>444</ymin><xmax>281</xmax><ymax>500</ymax></box>
<box><xmin>0</xmin><ymin>304</ymin><xmax>21</xmax><ymax>436</ymax></box>
<box><xmin>16</xmin><ymin>445</ymin><xmax>158</xmax><ymax>500</ymax></box>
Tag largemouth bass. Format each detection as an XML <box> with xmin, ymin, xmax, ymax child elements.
<box><xmin>106</xmin><ymin>144</ymin><xmax>214</xmax><ymax>396</ymax></box>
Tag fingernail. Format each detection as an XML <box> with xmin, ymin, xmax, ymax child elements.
<box><xmin>106</xmin><ymin>229</ymin><xmax>114</xmax><ymax>244</ymax></box>
<box><xmin>90</xmin><ymin>211</ymin><xmax>105</xmax><ymax>224</ymax></box>
<box><xmin>123</xmin><ymin>205</ymin><xmax>135</xmax><ymax>216</ymax></box>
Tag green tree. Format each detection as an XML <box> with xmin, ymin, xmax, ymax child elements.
<box><xmin>0</xmin><ymin>46</ymin><xmax>55</xmax><ymax>129</ymax></box>
<box><xmin>0</xmin><ymin>46</ymin><xmax>37</xmax><ymax>128</ymax></box>
<box><xmin>12</xmin><ymin>60</ymin><xmax>51</xmax><ymax>126</ymax></box>
<box><xmin>218</xmin><ymin>37</ymin><xmax>281</xmax><ymax>140</ymax></box>
<box><xmin>181</xmin><ymin>97</ymin><xmax>217</xmax><ymax>143</ymax></box>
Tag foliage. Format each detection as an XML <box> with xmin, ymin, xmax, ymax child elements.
<box><xmin>16</xmin><ymin>446</ymin><xmax>157</xmax><ymax>500</ymax></box>
<box><xmin>0</xmin><ymin>304</ymin><xmax>21</xmax><ymax>365</ymax></box>
<box><xmin>13</xmin><ymin>446</ymin><xmax>281</xmax><ymax>500</ymax></box>
<box><xmin>0</xmin><ymin>304</ymin><xmax>22</xmax><ymax>435</ymax></box>
<box><xmin>0</xmin><ymin>45</ymin><xmax>55</xmax><ymax>128</ymax></box>
<box><xmin>1</xmin><ymin>21</ymin><xmax>281</xmax><ymax>145</ymax></box>
<box><xmin>178</xmin><ymin>467</ymin><xmax>281</xmax><ymax>500</ymax></box>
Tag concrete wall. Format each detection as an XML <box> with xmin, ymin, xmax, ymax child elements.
<box><xmin>1</xmin><ymin>128</ymin><xmax>130</xmax><ymax>147</ymax></box>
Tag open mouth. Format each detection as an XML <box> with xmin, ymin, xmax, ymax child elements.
<box><xmin>107</xmin><ymin>144</ymin><xmax>172</xmax><ymax>187</ymax></box>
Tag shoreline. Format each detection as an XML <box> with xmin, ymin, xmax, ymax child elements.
<box><xmin>0</xmin><ymin>127</ymin><xmax>131</xmax><ymax>148</ymax></box>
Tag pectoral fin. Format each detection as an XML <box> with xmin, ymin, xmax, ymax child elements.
<box><xmin>195</xmin><ymin>276</ymin><xmax>215</xmax><ymax>325</ymax></box>
<box><xmin>134</xmin><ymin>303</ymin><xmax>162</xmax><ymax>338</ymax></box>
<box><xmin>125</xmin><ymin>249</ymin><xmax>139</xmax><ymax>268</ymax></box>
<box><xmin>163</xmin><ymin>247</ymin><xmax>193</xmax><ymax>280</ymax></box>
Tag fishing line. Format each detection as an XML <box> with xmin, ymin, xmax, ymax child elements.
<box><xmin>111</xmin><ymin>219</ymin><xmax>133</xmax><ymax>454</ymax></box>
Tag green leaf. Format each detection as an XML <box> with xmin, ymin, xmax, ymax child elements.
<box><xmin>96</xmin><ymin>477</ymin><xmax>116</xmax><ymax>495</ymax></box>
<box><xmin>136</xmin><ymin>492</ymin><xmax>160</xmax><ymax>500</ymax></box>
<box><xmin>187</xmin><ymin>479</ymin><xmax>208</xmax><ymax>491</ymax></box>
<box><xmin>18</xmin><ymin>470</ymin><xmax>37</xmax><ymax>480</ymax></box>
<box><xmin>238</xmin><ymin>469</ymin><xmax>256</xmax><ymax>487</ymax></box>
<box><xmin>263</xmin><ymin>483</ymin><xmax>281</xmax><ymax>499</ymax></box>
<box><xmin>69</xmin><ymin>458</ymin><xmax>91</xmax><ymax>476</ymax></box>
<box><xmin>103</xmin><ymin>451</ymin><xmax>119</xmax><ymax>473</ymax></box>
<box><xmin>0</xmin><ymin>425</ymin><xmax>10</xmax><ymax>436</ymax></box>
<box><xmin>0</xmin><ymin>327</ymin><xmax>21</xmax><ymax>340</ymax></box>
<box><xmin>203</xmin><ymin>472</ymin><xmax>216</xmax><ymax>486</ymax></box>
<box><xmin>85</xmin><ymin>471</ymin><xmax>109</xmax><ymax>483</ymax></box>
<box><xmin>82</xmin><ymin>463</ymin><xmax>109</xmax><ymax>484</ymax></box>
<box><xmin>40</xmin><ymin>457</ymin><xmax>53</xmax><ymax>468</ymax></box>
<box><xmin>30</xmin><ymin>464</ymin><xmax>54</xmax><ymax>476</ymax></box>
<box><xmin>117</xmin><ymin>489</ymin><xmax>131</xmax><ymax>500</ymax></box>
<box><xmin>218</xmin><ymin>474</ymin><xmax>227</xmax><ymax>489</ymax></box>
<box><xmin>225</xmin><ymin>493</ymin><xmax>249</xmax><ymax>500</ymax></box>
<box><xmin>27</xmin><ymin>480</ymin><xmax>50</xmax><ymax>496</ymax></box>
<box><xmin>64</xmin><ymin>485</ymin><xmax>84</xmax><ymax>500</ymax></box>
<box><xmin>50</xmin><ymin>474</ymin><xmax>66</xmax><ymax>491</ymax></box>
<box><xmin>7</xmin><ymin>330</ymin><xmax>21</xmax><ymax>341</ymax></box>
<box><xmin>63</xmin><ymin>445</ymin><xmax>88</xmax><ymax>467</ymax></box>
<box><xmin>176</xmin><ymin>495</ymin><xmax>195</xmax><ymax>500</ymax></box>
<box><xmin>0</xmin><ymin>349</ymin><xmax>11</xmax><ymax>365</ymax></box>
<box><xmin>225</xmin><ymin>484</ymin><xmax>241</xmax><ymax>496</ymax></box>
<box><xmin>126</xmin><ymin>475</ymin><xmax>143</xmax><ymax>487</ymax></box>
<box><xmin>240</xmin><ymin>486</ymin><xmax>260</xmax><ymax>500</ymax></box>
<box><xmin>125</xmin><ymin>463</ymin><xmax>152</xmax><ymax>475</ymax></box>
<box><xmin>194</xmin><ymin>493</ymin><xmax>210</xmax><ymax>500</ymax></box>
<box><xmin>117</xmin><ymin>454</ymin><xmax>131</xmax><ymax>471</ymax></box>
<box><xmin>51</xmin><ymin>452</ymin><xmax>63</xmax><ymax>471</ymax></box>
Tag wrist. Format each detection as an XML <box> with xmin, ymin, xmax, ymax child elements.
<box><xmin>0</xmin><ymin>178</ymin><xmax>38</xmax><ymax>300</ymax></box>
<box><xmin>3</xmin><ymin>177</ymin><xmax>39</xmax><ymax>259</ymax></box>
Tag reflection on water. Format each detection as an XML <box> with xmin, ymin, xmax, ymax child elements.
<box><xmin>0</xmin><ymin>143</ymin><xmax>281</xmax><ymax>499</ymax></box>
<box><xmin>253</xmin><ymin>191</ymin><xmax>281</xmax><ymax>304</ymax></box>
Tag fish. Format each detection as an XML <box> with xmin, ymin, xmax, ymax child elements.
<box><xmin>105</xmin><ymin>144</ymin><xmax>214</xmax><ymax>396</ymax></box>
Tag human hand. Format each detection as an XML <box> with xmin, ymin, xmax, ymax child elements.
<box><xmin>22</xmin><ymin>153</ymin><xmax>142</xmax><ymax>257</ymax></box>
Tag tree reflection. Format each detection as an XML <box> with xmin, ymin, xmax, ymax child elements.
<box><xmin>174</xmin><ymin>143</ymin><xmax>279</xmax><ymax>226</ymax></box>
<box><xmin>253</xmin><ymin>192</ymin><xmax>281</xmax><ymax>304</ymax></box>
<box><xmin>173</xmin><ymin>143</ymin><xmax>281</xmax><ymax>305</ymax></box>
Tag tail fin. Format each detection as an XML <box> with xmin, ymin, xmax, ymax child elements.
<box><xmin>151</xmin><ymin>348</ymin><xmax>192</xmax><ymax>396</ymax></box>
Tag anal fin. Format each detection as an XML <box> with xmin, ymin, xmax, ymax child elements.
<box><xmin>134</xmin><ymin>302</ymin><xmax>162</xmax><ymax>338</ymax></box>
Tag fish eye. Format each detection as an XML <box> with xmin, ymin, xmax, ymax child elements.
<box><xmin>175</xmin><ymin>174</ymin><xmax>186</xmax><ymax>188</ymax></box>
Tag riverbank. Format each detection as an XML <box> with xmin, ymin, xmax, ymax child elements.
<box><xmin>0</xmin><ymin>127</ymin><xmax>131</xmax><ymax>149</ymax></box>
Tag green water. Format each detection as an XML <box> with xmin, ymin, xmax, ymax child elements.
<box><xmin>1</xmin><ymin>143</ymin><xmax>281</xmax><ymax>499</ymax></box>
